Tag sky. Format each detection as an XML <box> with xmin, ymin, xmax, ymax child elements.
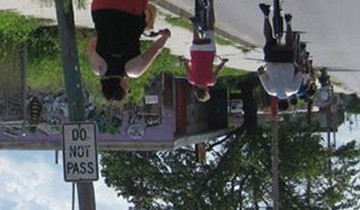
<box><xmin>0</xmin><ymin>151</ymin><xmax>131</xmax><ymax>210</ymax></box>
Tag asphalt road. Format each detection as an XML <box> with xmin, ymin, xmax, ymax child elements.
<box><xmin>173</xmin><ymin>0</ymin><xmax>360</xmax><ymax>94</ymax></box>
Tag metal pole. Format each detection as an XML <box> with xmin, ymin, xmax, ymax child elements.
<box><xmin>54</xmin><ymin>1</ymin><xmax>96</xmax><ymax>210</ymax></box>
<box><xmin>270</xmin><ymin>97</ymin><xmax>280</xmax><ymax>210</ymax></box>
<box><xmin>272</xmin><ymin>121</ymin><xmax>280</xmax><ymax>210</ymax></box>
<box><xmin>326</xmin><ymin>106</ymin><xmax>334</xmax><ymax>210</ymax></box>
<box><xmin>20</xmin><ymin>43</ymin><xmax>27</xmax><ymax>132</ymax></box>
<box><xmin>72</xmin><ymin>183</ymin><xmax>75</xmax><ymax>210</ymax></box>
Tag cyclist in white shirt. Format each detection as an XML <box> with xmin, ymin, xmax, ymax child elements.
<box><xmin>258</xmin><ymin>3</ymin><xmax>304</xmax><ymax>103</ymax></box>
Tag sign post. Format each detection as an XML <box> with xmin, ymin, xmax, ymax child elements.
<box><xmin>62</xmin><ymin>123</ymin><xmax>98</xmax><ymax>182</ymax></box>
<box><xmin>54</xmin><ymin>0</ymin><xmax>96</xmax><ymax>209</ymax></box>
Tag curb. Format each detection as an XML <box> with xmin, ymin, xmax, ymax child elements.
<box><xmin>151</xmin><ymin>0</ymin><xmax>257</xmax><ymax>48</ymax></box>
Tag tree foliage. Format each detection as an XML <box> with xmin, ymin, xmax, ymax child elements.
<box><xmin>101</xmin><ymin>117</ymin><xmax>360</xmax><ymax>209</ymax></box>
<box><xmin>101</xmin><ymin>76</ymin><xmax>360</xmax><ymax>210</ymax></box>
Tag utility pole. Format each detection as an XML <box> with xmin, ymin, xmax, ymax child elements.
<box><xmin>54</xmin><ymin>0</ymin><xmax>96</xmax><ymax>210</ymax></box>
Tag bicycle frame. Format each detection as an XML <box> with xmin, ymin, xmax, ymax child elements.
<box><xmin>272</xmin><ymin>0</ymin><xmax>283</xmax><ymax>44</ymax></box>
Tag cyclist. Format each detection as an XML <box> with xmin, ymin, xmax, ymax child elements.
<box><xmin>257</xmin><ymin>3</ymin><xmax>304</xmax><ymax>106</ymax></box>
<box><xmin>315</xmin><ymin>68</ymin><xmax>332</xmax><ymax>108</ymax></box>
<box><xmin>180</xmin><ymin>0</ymin><xmax>228</xmax><ymax>102</ymax></box>
<box><xmin>87</xmin><ymin>0</ymin><xmax>171</xmax><ymax>102</ymax></box>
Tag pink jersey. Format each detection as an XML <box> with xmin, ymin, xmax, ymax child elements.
<box><xmin>188</xmin><ymin>51</ymin><xmax>216</xmax><ymax>87</ymax></box>
<box><xmin>91</xmin><ymin>0</ymin><xmax>148</xmax><ymax>15</ymax></box>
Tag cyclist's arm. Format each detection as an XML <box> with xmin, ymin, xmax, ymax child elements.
<box><xmin>289</xmin><ymin>62</ymin><xmax>306</xmax><ymax>90</ymax></box>
<box><xmin>259</xmin><ymin>72</ymin><xmax>272</xmax><ymax>94</ymax></box>
<box><xmin>182</xmin><ymin>59</ymin><xmax>191</xmax><ymax>75</ymax></box>
<box><xmin>126</xmin><ymin>29</ymin><xmax>171</xmax><ymax>78</ymax></box>
<box><xmin>87</xmin><ymin>37</ymin><xmax>107</xmax><ymax>76</ymax></box>
<box><xmin>291</xmin><ymin>71</ymin><xmax>304</xmax><ymax>91</ymax></box>
<box><xmin>258</xmin><ymin>66</ymin><xmax>270</xmax><ymax>89</ymax></box>
<box><xmin>257</xmin><ymin>65</ymin><xmax>266</xmax><ymax>75</ymax></box>
<box><xmin>212</xmin><ymin>59</ymin><xmax>228</xmax><ymax>78</ymax></box>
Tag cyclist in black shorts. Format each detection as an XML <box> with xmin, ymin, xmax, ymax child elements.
<box><xmin>87</xmin><ymin>0</ymin><xmax>171</xmax><ymax>102</ymax></box>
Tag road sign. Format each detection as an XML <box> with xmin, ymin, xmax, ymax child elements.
<box><xmin>62</xmin><ymin>122</ymin><xmax>98</xmax><ymax>182</ymax></box>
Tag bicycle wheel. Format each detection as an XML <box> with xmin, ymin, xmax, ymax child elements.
<box><xmin>272</xmin><ymin>0</ymin><xmax>283</xmax><ymax>44</ymax></box>
<box><xmin>195</xmin><ymin>0</ymin><xmax>208</xmax><ymax>36</ymax></box>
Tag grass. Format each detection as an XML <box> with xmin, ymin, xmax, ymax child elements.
<box><xmin>164</xmin><ymin>14</ymin><xmax>233</xmax><ymax>46</ymax></box>
<box><xmin>164</xmin><ymin>15</ymin><xmax>192</xmax><ymax>31</ymax></box>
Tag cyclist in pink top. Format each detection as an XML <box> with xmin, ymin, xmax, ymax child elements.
<box><xmin>87</xmin><ymin>0</ymin><xmax>171</xmax><ymax>102</ymax></box>
<box><xmin>180</xmin><ymin>0</ymin><xmax>228</xmax><ymax>102</ymax></box>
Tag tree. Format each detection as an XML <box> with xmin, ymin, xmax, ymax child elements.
<box><xmin>304</xmin><ymin>140</ymin><xmax>360</xmax><ymax>209</ymax></box>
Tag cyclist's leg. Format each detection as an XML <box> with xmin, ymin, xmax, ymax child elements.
<box><xmin>261</xmin><ymin>4</ymin><xmax>274</xmax><ymax>61</ymax></box>
<box><xmin>208</xmin><ymin>0</ymin><xmax>215</xmax><ymax>31</ymax></box>
<box><xmin>264</xmin><ymin>17</ymin><xmax>273</xmax><ymax>42</ymax></box>
<box><xmin>259</xmin><ymin>4</ymin><xmax>272</xmax><ymax>41</ymax></box>
<box><xmin>203</xmin><ymin>0</ymin><xmax>216</xmax><ymax>48</ymax></box>
<box><xmin>285</xmin><ymin>14</ymin><xmax>294</xmax><ymax>46</ymax></box>
<box><xmin>192</xmin><ymin>24</ymin><xmax>201</xmax><ymax>42</ymax></box>
<box><xmin>191</xmin><ymin>0</ymin><xmax>201</xmax><ymax>42</ymax></box>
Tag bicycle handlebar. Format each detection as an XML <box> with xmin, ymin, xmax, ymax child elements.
<box><xmin>143</xmin><ymin>31</ymin><xmax>160</xmax><ymax>38</ymax></box>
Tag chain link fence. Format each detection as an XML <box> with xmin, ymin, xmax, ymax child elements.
<box><xmin>0</xmin><ymin>43</ymin><xmax>27</xmax><ymax>123</ymax></box>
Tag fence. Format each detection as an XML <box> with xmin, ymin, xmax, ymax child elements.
<box><xmin>0</xmin><ymin>43</ymin><xmax>27</xmax><ymax>122</ymax></box>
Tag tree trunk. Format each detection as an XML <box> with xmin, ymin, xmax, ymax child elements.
<box><xmin>238</xmin><ymin>74</ymin><xmax>258</xmax><ymax>130</ymax></box>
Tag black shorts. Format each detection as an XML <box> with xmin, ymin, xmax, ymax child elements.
<box><xmin>263</xmin><ymin>39</ymin><xmax>294</xmax><ymax>63</ymax></box>
<box><xmin>92</xmin><ymin>9</ymin><xmax>145</xmax><ymax>77</ymax></box>
<box><xmin>92</xmin><ymin>9</ymin><xmax>145</xmax><ymax>57</ymax></box>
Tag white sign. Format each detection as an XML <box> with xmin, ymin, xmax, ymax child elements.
<box><xmin>62</xmin><ymin>123</ymin><xmax>98</xmax><ymax>182</ymax></box>
<box><xmin>144</xmin><ymin>95</ymin><xmax>158</xmax><ymax>104</ymax></box>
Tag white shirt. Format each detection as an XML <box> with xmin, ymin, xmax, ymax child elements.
<box><xmin>259</xmin><ymin>62</ymin><xmax>304</xmax><ymax>99</ymax></box>
<box><xmin>315</xmin><ymin>86</ymin><xmax>331</xmax><ymax>107</ymax></box>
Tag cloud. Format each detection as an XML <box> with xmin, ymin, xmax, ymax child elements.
<box><xmin>0</xmin><ymin>151</ymin><xmax>130</xmax><ymax>210</ymax></box>
<box><xmin>0</xmin><ymin>152</ymin><xmax>70</xmax><ymax>210</ymax></box>
<box><xmin>94</xmin><ymin>178</ymin><xmax>132</xmax><ymax>210</ymax></box>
